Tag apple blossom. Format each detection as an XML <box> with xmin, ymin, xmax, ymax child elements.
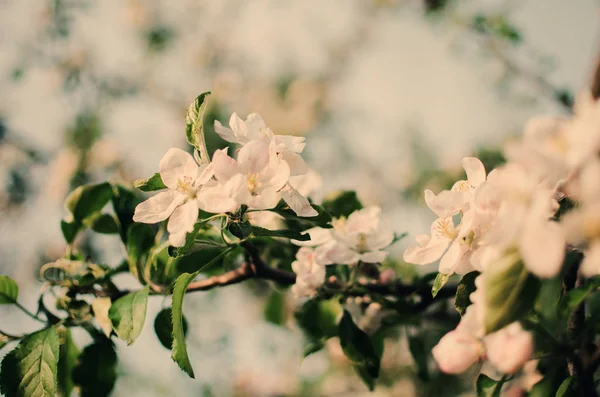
<box><xmin>484</xmin><ymin>322</ymin><xmax>533</xmax><ymax>374</ymax></box>
<box><xmin>214</xmin><ymin>112</ymin><xmax>308</xmax><ymax>175</ymax></box>
<box><xmin>431</xmin><ymin>307</ymin><xmax>484</xmax><ymax>374</ymax></box>
<box><xmin>133</xmin><ymin>148</ymin><xmax>218</xmax><ymax>247</ymax></box>
<box><xmin>291</xmin><ymin>247</ymin><xmax>326</xmax><ymax>298</ymax></box>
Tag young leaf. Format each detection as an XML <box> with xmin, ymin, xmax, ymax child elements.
<box><xmin>455</xmin><ymin>271</ymin><xmax>480</xmax><ymax>316</ymax></box>
<box><xmin>60</xmin><ymin>220</ymin><xmax>81</xmax><ymax>244</ymax></box>
<box><xmin>408</xmin><ymin>334</ymin><xmax>429</xmax><ymax>380</ymax></box>
<box><xmin>171</xmin><ymin>271</ymin><xmax>200</xmax><ymax>378</ymax></box>
<box><xmin>57</xmin><ymin>328</ymin><xmax>79</xmax><ymax>397</ymax></box>
<box><xmin>0</xmin><ymin>275</ymin><xmax>18</xmax><ymax>304</ymax></box>
<box><xmin>72</xmin><ymin>337</ymin><xmax>118</xmax><ymax>397</ymax></box>
<box><xmin>185</xmin><ymin>92</ymin><xmax>211</xmax><ymax>164</ymax></box>
<box><xmin>250</xmin><ymin>225</ymin><xmax>311</xmax><ymax>241</ymax></box>
<box><xmin>271</xmin><ymin>202</ymin><xmax>332</xmax><ymax>228</ymax></box>
<box><xmin>555</xmin><ymin>376</ymin><xmax>575</xmax><ymax>397</ymax></box>
<box><xmin>133</xmin><ymin>173</ymin><xmax>167</xmax><ymax>192</ymax></box>
<box><xmin>0</xmin><ymin>326</ymin><xmax>60</xmax><ymax>397</ymax></box>
<box><xmin>125</xmin><ymin>223</ymin><xmax>155</xmax><ymax>278</ymax></box>
<box><xmin>91</xmin><ymin>297</ymin><xmax>113</xmax><ymax>338</ymax></box>
<box><xmin>65</xmin><ymin>182</ymin><xmax>113</xmax><ymax>221</ymax></box>
<box><xmin>154</xmin><ymin>308</ymin><xmax>188</xmax><ymax>350</ymax></box>
<box><xmin>108</xmin><ymin>286</ymin><xmax>150</xmax><ymax>345</ymax></box>
<box><xmin>432</xmin><ymin>272</ymin><xmax>452</xmax><ymax>298</ymax></box>
<box><xmin>338</xmin><ymin>310</ymin><xmax>380</xmax><ymax>389</ymax></box>
<box><xmin>476</xmin><ymin>374</ymin><xmax>503</xmax><ymax>397</ymax></box>
<box><xmin>294</xmin><ymin>299</ymin><xmax>340</xmax><ymax>355</ymax></box>
<box><xmin>87</xmin><ymin>213</ymin><xmax>119</xmax><ymax>234</ymax></box>
<box><xmin>484</xmin><ymin>254</ymin><xmax>540</xmax><ymax>334</ymax></box>
<box><xmin>111</xmin><ymin>185</ymin><xmax>141</xmax><ymax>243</ymax></box>
<box><xmin>559</xmin><ymin>276</ymin><xmax>600</xmax><ymax>320</ymax></box>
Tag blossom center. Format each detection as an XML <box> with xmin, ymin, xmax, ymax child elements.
<box><xmin>356</xmin><ymin>233</ymin><xmax>369</xmax><ymax>253</ymax></box>
<box><xmin>246</xmin><ymin>173</ymin><xmax>262</xmax><ymax>195</ymax></box>
<box><xmin>176</xmin><ymin>176</ymin><xmax>197</xmax><ymax>198</ymax></box>
<box><xmin>434</xmin><ymin>218</ymin><xmax>458</xmax><ymax>239</ymax></box>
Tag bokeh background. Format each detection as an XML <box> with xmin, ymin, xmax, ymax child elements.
<box><xmin>0</xmin><ymin>0</ymin><xmax>598</xmax><ymax>396</ymax></box>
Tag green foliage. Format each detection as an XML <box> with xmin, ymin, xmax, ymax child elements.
<box><xmin>338</xmin><ymin>310</ymin><xmax>380</xmax><ymax>391</ymax></box>
<box><xmin>154</xmin><ymin>308</ymin><xmax>188</xmax><ymax>350</ymax></box>
<box><xmin>65</xmin><ymin>182</ymin><xmax>113</xmax><ymax>221</ymax></box>
<box><xmin>146</xmin><ymin>25</ymin><xmax>175</xmax><ymax>52</ymax></box>
<box><xmin>264</xmin><ymin>290</ymin><xmax>288</xmax><ymax>326</ymax></box>
<box><xmin>484</xmin><ymin>254</ymin><xmax>540</xmax><ymax>334</ymax></box>
<box><xmin>455</xmin><ymin>271</ymin><xmax>479</xmax><ymax>316</ymax></box>
<box><xmin>0</xmin><ymin>275</ymin><xmax>18</xmax><ymax>304</ymax></box>
<box><xmin>555</xmin><ymin>376</ymin><xmax>576</xmax><ymax>397</ymax></box>
<box><xmin>185</xmin><ymin>92</ymin><xmax>211</xmax><ymax>164</ymax></box>
<box><xmin>0</xmin><ymin>327</ymin><xmax>60</xmax><ymax>397</ymax></box>
<box><xmin>476</xmin><ymin>374</ymin><xmax>504</xmax><ymax>397</ymax></box>
<box><xmin>472</xmin><ymin>14</ymin><xmax>522</xmax><ymax>45</ymax></box>
<box><xmin>126</xmin><ymin>223</ymin><xmax>156</xmax><ymax>278</ymax></box>
<box><xmin>87</xmin><ymin>213</ymin><xmax>119</xmax><ymax>234</ymax></box>
<box><xmin>111</xmin><ymin>185</ymin><xmax>141</xmax><ymax>243</ymax></box>
<box><xmin>432</xmin><ymin>272</ymin><xmax>452</xmax><ymax>298</ymax></box>
<box><xmin>108</xmin><ymin>286</ymin><xmax>150</xmax><ymax>345</ymax></box>
<box><xmin>271</xmin><ymin>201</ymin><xmax>332</xmax><ymax>229</ymax></box>
<box><xmin>133</xmin><ymin>173</ymin><xmax>167</xmax><ymax>192</ymax></box>
<box><xmin>57</xmin><ymin>328</ymin><xmax>79</xmax><ymax>397</ymax></box>
<box><xmin>407</xmin><ymin>333</ymin><xmax>429</xmax><ymax>380</ymax></box>
<box><xmin>321</xmin><ymin>190</ymin><xmax>363</xmax><ymax>218</ymax></box>
<box><xmin>294</xmin><ymin>299</ymin><xmax>340</xmax><ymax>356</ymax></box>
<box><xmin>171</xmin><ymin>271</ymin><xmax>200</xmax><ymax>378</ymax></box>
<box><xmin>250</xmin><ymin>225</ymin><xmax>311</xmax><ymax>241</ymax></box>
<box><xmin>72</xmin><ymin>337</ymin><xmax>118</xmax><ymax>397</ymax></box>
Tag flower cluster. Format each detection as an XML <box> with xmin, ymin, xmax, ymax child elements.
<box><xmin>290</xmin><ymin>206</ymin><xmax>395</xmax><ymax>297</ymax></box>
<box><xmin>132</xmin><ymin>113</ymin><xmax>317</xmax><ymax>246</ymax></box>
<box><xmin>403</xmin><ymin>91</ymin><xmax>600</xmax><ymax>382</ymax></box>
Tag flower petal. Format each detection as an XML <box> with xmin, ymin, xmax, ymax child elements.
<box><xmin>439</xmin><ymin>240</ymin><xmax>468</xmax><ymax>274</ymax></box>
<box><xmin>581</xmin><ymin>242</ymin><xmax>600</xmax><ymax>277</ymax></box>
<box><xmin>281</xmin><ymin>184</ymin><xmax>317</xmax><ymax>217</ymax></box>
<box><xmin>279</xmin><ymin>151</ymin><xmax>308</xmax><ymax>176</ymax></box>
<box><xmin>214</xmin><ymin>120</ymin><xmax>238</xmax><ymax>143</ymax></box>
<box><xmin>403</xmin><ymin>236</ymin><xmax>450</xmax><ymax>265</ymax></box>
<box><xmin>133</xmin><ymin>191</ymin><xmax>183</xmax><ymax>223</ymax></box>
<box><xmin>519</xmin><ymin>220</ymin><xmax>565</xmax><ymax>278</ymax></box>
<box><xmin>462</xmin><ymin>157</ymin><xmax>486</xmax><ymax>187</ymax></box>
<box><xmin>159</xmin><ymin>148</ymin><xmax>199</xmax><ymax>189</ymax></box>
<box><xmin>291</xmin><ymin>227</ymin><xmax>333</xmax><ymax>247</ymax></box>
<box><xmin>425</xmin><ymin>189</ymin><xmax>466</xmax><ymax>218</ymax></box>
<box><xmin>237</xmin><ymin>140</ymin><xmax>270</xmax><ymax>174</ymax></box>
<box><xmin>212</xmin><ymin>148</ymin><xmax>239</xmax><ymax>182</ymax></box>
<box><xmin>167</xmin><ymin>199</ymin><xmax>198</xmax><ymax>247</ymax></box>
<box><xmin>326</xmin><ymin>244</ymin><xmax>360</xmax><ymax>265</ymax></box>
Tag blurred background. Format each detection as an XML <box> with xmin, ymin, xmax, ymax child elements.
<box><xmin>0</xmin><ymin>0</ymin><xmax>597</xmax><ymax>396</ymax></box>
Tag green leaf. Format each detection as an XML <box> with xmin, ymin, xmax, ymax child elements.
<box><xmin>0</xmin><ymin>275</ymin><xmax>18</xmax><ymax>304</ymax></box>
<box><xmin>264</xmin><ymin>290</ymin><xmax>288</xmax><ymax>326</ymax></box>
<box><xmin>271</xmin><ymin>202</ymin><xmax>332</xmax><ymax>228</ymax></box>
<box><xmin>338</xmin><ymin>311</ymin><xmax>380</xmax><ymax>390</ymax></box>
<box><xmin>484</xmin><ymin>253</ymin><xmax>540</xmax><ymax>334</ymax></box>
<box><xmin>455</xmin><ymin>271</ymin><xmax>480</xmax><ymax>316</ymax></box>
<box><xmin>108</xmin><ymin>286</ymin><xmax>149</xmax><ymax>345</ymax></box>
<box><xmin>57</xmin><ymin>328</ymin><xmax>79</xmax><ymax>397</ymax></box>
<box><xmin>65</xmin><ymin>182</ymin><xmax>113</xmax><ymax>221</ymax></box>
<box><xmin>476</xmin><ymin>374</ymin><xmax>503</xmax><ymax>397</ymax></box>
<box><xmin>432</xmin><ymin>272</ymin><xmax>452</xmax><ymax>298</ymax></box>
<box><xmin>87</xmin><ymin>213</ymin><xmax>119</xmax><ymax>234</ymax></box>
<box><xmin>133</xmin><ymin>173</ymin><xmax>167</xmax><ymax>192</ymax></box>
<box><xmin>91</xmin><ymin>297</ymin><xmax>113</xmax><ymax>338</ymax></box>
<box><xmin>322</xmin><ymin>190</ymin><xmax>363</xmax><ymax>218</ymax></box>
<box><xmin>60</xmin><ymin>220</ymin><xmax>81</xmax><ymax>244</ymax></box>
<box><xmin>559</xmin><ymin>276</ymin><xmax>600</xmax><ymax>320</ymax></box>
<box><xmin>126</xmin><ymin>223</ymin><xmax>156</xmax><ymax>278</ymax></box>
<box><xmin>185</xmin><ymin>92</ymin><xmax>211</xmax><ymax>164</ymax></box>
<box><xmin>171</xmin><ymin>271</ymin><xmax>200</xmax><ymax>378</ymax></box>
<box><xmin>154</xmin><ymin>308</ymin><xmax>188</xmax><ymax>350</ymax></box>
<box><xmin>250</xmin><ymin>225</ymin><xmax>311</xmax><ymax>241</ymax></box>
<box><xmin>0</xmin><ymin>327</ymin><xmax>60</xmax><ymax>397</ymax></box>
<box><xmin>555</xmin><ymin>376</ymin><xmax>575</xmax><ymax>397</ymax></box>
<box><xmin>72</xmin><ymin>337</ymin><xmax>118</xmax><ymax>397</ymax></box>
<box><xmin>227</xmin><ymin>221</ymin><xmax>252</xmax><ymax>240</ymax></box>
<box><xmin>111</xmin><ymin>185</ymin><xmax>141</xmax><ymax>243</ymax></box>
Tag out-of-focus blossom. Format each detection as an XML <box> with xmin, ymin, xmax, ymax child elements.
<box><xmin>291</xmin><ymin>247</ymin><xmax>326</xmax><ymax>298</ymax></box>
<box><xmin>485</xmin><ymin>322</ymin><xmax>533</xmax><ymax>374</ymax></box>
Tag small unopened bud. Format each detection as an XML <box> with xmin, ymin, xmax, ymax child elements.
<box><xmin>379</xmin><ymin>268</ymin><xmax>396</xmax><ymax>285</ymax></box>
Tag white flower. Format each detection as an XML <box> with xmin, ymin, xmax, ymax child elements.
<box><xmin>432</xmin><ymin>307</ymin><xmax>484</xmax><ymax>374</ymax></box>
<box><xmin>484</xmin><ymin>322</ymin><xmax>533</xmax><ymax>374</ymax></box>
<box><xmin>133</xmin><ymin>148</ymin><xmax>214</xmax><ymax>247</ymax></box>
<box><xmin>291</xmin><ymin>247</ymin><xmax>326</xmax><ymax>298</ymax></box>
<box><xmin>214</xmin><ymin>112</ymin><xmax>307</xmax><ymax>175</ymax></box>
<box><xmin>328</xmin><ymin>206</ymin><xmax>395</xmax><ymax>264</ymax></box>
<box><xmin>424</xmin><ymin>157</ymin><xmax>486</xmax><ymax>218</ymax></box>
<box><xmin>211</xmin><ymin>140</ymin><xmax>317</xmax><ymax>217</ymax></box>
<box><xmin>211</xmin><ymin>140</ymin><xmax>290</xmax><ymax>210</ymax></box>
<box><xmin>404</xmin><ymin>158</ymin><xmax>488</xmax><ymax>275</ymax></box>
